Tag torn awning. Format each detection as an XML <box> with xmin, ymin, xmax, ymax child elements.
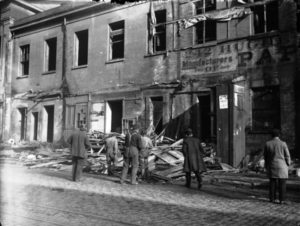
<box><xmin>178</xmin><ymin>7</ymin><xmax>251</xmax><ymax>30</ymax></box>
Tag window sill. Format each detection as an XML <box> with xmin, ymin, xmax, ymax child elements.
<box><xmin>144</xmin><ymin>51</ymin><xmax>167</xmax><ymax>58</ymax></box>
<box><xmin>42</xmin><ymin>70</ymin><xmax>56</xmax><ymax>75</ymax></box>
<box><xmin>17</xmin><ymin>75</ymin><xmax>29</xmax><ymax>79</ymax></box>
<box><xmin>105</xmin><ymin>58</ymin><xmax>125</xmax><ymax>64</ymax></box>
<box><xmin>248</xmin><ymin>30</ymin><xmax>279</xmax><ymax>40</ymax></box>
<box><xmin>193</xmin><ymin>41</ymin><xmax>217</xmax><ymax>48</ymax></box>
<box><xmin>72</xmin><ymin>65</ymin><xmax>88</xmax><ymax>70</ymax></box>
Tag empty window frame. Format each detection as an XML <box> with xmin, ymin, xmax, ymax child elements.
<box><xmin>109</xmin><ymin>20</ymin><xmax>125</xmax><ymax>60</ymax></box>
<box><xmin>20</xmin><ymin>44</ymin><xmax>30</xmax><ymax>76</ymax></box>
<box><xmin>151</xmin><ymin>10</ymin><xmax>166</xmax><ymax>53</ymax></box>
<box><xmin>74</xmin><ymin>30</ymin><xmax>88</xmax><ymax>66</ymax></box>
<box><xmin>251</xmin><ymin>0</ymin><xmax>278</xmax><ymax>34</ymax></box>
<box><xmin>251</xmin><ymin>86</ymin><xmax>280</xmax><ymax>131</ymax></box>
<box><xmin>297</xmin><ymin>2</ymin><xmax>300</xmax><ymax>32</ymax></box>
<box><xmin>195</xmin><ymin>0</ymin><xmax>216</xmax><ymax>44</ymax></box>
<box><xmin>45</xmin><ymin>37</ymin><xmax>57</xmax><ymax>72</ymax></box>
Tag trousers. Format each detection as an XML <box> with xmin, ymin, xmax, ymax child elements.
<box><xmin>269</xmin><ymin>178</ymin><xmax>286</xmax><ymax>202</ymax></box>
<box><xmin>121</xmin><ymin>147</ymin><xmax>139</xmax><ymax>184</ymax></box>
<box><xmin>72</xmin><ymin>156</ymin><xmax>84</xmax><ymax>181</ymax></box>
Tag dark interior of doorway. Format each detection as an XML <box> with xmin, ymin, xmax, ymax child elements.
<box><xmin>32</xmin><ymin>112</ymin><xmax>38</xmax><ymax>140</ymax></box>
<box><xmin>197</xmin><ymin>94</ymin><xmax>214</xmax><ymax>143</ymax></box>
<box><xmin>151</xmin><ymin>96</ymin><xmax>163</xmax><ymax>134</ymax></box>
<box><xmin>45</xmin><ymin>105</ymin><xmax>54</xmax><ymax>142</ymax></box>
<box><xmin>19</xmin><ymin>108</ymin><xmax>27</xmax><ymax>140</ymax></box>
<box><xmin>108</xmin><ymin>100</ymin><xmax>122</xmax><ymax>132</ymax></box>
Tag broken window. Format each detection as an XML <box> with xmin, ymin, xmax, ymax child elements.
<box><xmin>74</xmin><ymin>29</ymin><xmax>88</xmax><ymax>66</ymax></box>
<box><xmin>45</xmin><ymin>37</ymin><xmax>57</xmax><ymax>72</ymax></box>
<box><xmin>149</xmin><ymin>9</ymin><xmax>166</xmax><ymax>53</ymax></box>
<box><xmin>195</xmin><ymin>0</ymin><xmax>216</xmax><ymax>44</ymax></box>
<box><xmin>251</xmin><ymin>0</ymin><xmax>278</xmax><ymax>34</ymax></box>
<box><xmin>109</xmin><ymin>20</ymin><xmax>125</xmax><ymax>60</ymax></box>
<box><xmin>251</xmin><ymin>86</ymin><xmax>280</xmax><ymax>131</ymax></box>
<box><xmin>20</xmin><ymin>44</ymin><xmax>30</xmax><ymax>76</ymax></box>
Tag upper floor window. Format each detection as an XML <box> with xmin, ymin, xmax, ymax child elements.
<box><xmin>297</xmin><ymin>1</ymin><xmax>300</xmax><ymax>33</ymax></box>
<box><xmin>109</xmin><ymin>20</ymin><xmax>125</xmax><ymax>60</ymax></box>
<box><xmin>74</xmin><ymin>29</ymin><xmax>88</xmax><ymax>66</ymax></box>
<box><xmin>251</xmin><ymin>0</ymin><xmax>278</xmax><ymax>34</ymax></box>
<box><xmin>45</xmin><ymin>37</ymin><xmax>57</xmax><ymax>72</ymax></box>
<box><xmin>150</xmin><ymin>10</ymin><xmax>166</xmax><ymax>53</ymax></box>
<box><xmin>20</xmin><ymin>44</ymin><xmax>30</xmax><ymax>76</ymax></box>
<box><xmin>195</xmin><ymin>0</ymin><xmax>216</xmax><ymax>44</ymax></box>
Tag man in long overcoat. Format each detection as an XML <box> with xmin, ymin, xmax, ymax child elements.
<box><xmin>120</xmin><ymin>125</ymin><xmax>143</xmax><ymax>185</ymax></box>
<box><xmin>182</xmin><ymin>128</ymin><xmax>206</xmax><ymax>189</ymax></box>
<box><xmin>67</xmin><ymin>124</ymin><xmax>91</xmax><ymax>182</ymax></box>
<box><xmin>264</xmin><ymin>129</ymin><xmax>291</xmax><ymax>204</ymax></box>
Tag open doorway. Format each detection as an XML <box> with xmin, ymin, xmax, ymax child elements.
<box><xmin>106</xmin><ymin>100</ymin><xmax>123</xmax><ymax>133</ymax></box>
<box><xmin>150</xmin><ymin>96</ymin><xmax>163</xmax><ymax>134</ymax></box>
<box><xmin>18</xmin><ymin>107</ymin><xmax>27</xmax><ymax>140</ymax></box>
<box><xmin>44</xmin><ymin>105</ymin><xmax>54</xmax><ymax>142</ymax></box>
<box><xmin>32</xmin><ymin>112</ymin><xmax>39</xmax><ymax>140</ymax></box>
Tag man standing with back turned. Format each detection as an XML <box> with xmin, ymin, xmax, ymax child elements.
<box><xmin>264</xmin><ymin>129</ymin><xmax>291</xmax><ymax>204</ymax></box>
<box><xmin>68</xmin><ymin>124</ymin><xmax>91</xmax><ymax>182</ymax></box>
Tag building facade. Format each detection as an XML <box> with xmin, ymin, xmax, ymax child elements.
<box><xmin>6</xmin><ymin>0</ymin><xmax>300</xmax><ymax>166</ymax></box>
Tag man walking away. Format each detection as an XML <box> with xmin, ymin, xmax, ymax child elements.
<box><xmin>182</xmin><ymin>128</ymin><xmax>206</xmax><ymax>190</ymax></box>
<box><xmin>264</xmin><ymin>129</ymin><xmax>291</xmax><ymax>204</ymax></box>
<box><xmin>67</xmin><ymin>124</ymin><xmax>91</xmax><ymax>182</ymax></box>
<box><xmin>120</xmin><ymin>125</ymin><xmax>143</xmax><ymax>185</ymax></box>
<box><xmin>105</xmin><ymin>134</ymin><xmax>119</xmax><ymax>176</ymax></box>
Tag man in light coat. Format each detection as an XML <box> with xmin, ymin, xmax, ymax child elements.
<box><xmin>182</xmin><ymin>128</ymin><xmax>206</xmax><ymax>190</ymax></box>
<box><xmin>264</xmin><ymin>129</ymin><xmax>291</xmax><ymax>204</ymax></box>
<box><xmin>67</xmin><ymin>124</ymin><xmax>91</xmax><ymax>182</ymax></box>
<box><xmin>105</xmin><ymin>134</ymin><xmax>119</xmax><ymax>176</ymax></box>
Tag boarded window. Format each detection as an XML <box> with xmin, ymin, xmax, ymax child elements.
<box><xmin>20</xmin><ymin>44</ymin><xmax>30</xmax><ymax>76</ymax></box>
<box><xmin>251</xmin><ymin>0</ymin><xmax>278</xmax><ymax>34</ymax></box>
<box><xmin>74</xmin><ymin>30</ymin><xmax>88</xmax><ymax>66</ymax></box>
<box><xmin>252</xmin><ymin>86</ymin><xmax>280</xmax><ymax>131</ymax></box>
<box><xmin>109</xmin><ymin>20</ymin><xmax>125</xmax><ymax>60</ymax></box>
<box><xmin>195</xmin><ymin>0</ymin><xmax>216</xmax><ymax>44</ymax></box>
<box><xmin>45</xmin><ymin>37</ymin><xmax>57</xmax><ymax>71</ymax></box>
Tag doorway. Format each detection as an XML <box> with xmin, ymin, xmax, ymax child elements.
<box><xmin>44</xmin><ymin>105</ymin><xmax>54</xmax><ymax>142</ymax></box>
<box><xmin>32</xmin><ymin>112</ymin><xmax>39</xmax><ymax>140</ymax></box>
<box><xmin>151</xmin><ymin>96</ymin><xmax>163</xmax><ymax>134</ymax></box>
<box><xmin>19</xmin><ymin>107</ymin><xmax>27</xmax><ymax>140</ymax></box>
<box><xmin>106</xmin><ymin>100</ymin><xmax>123</xmax><ymax>133</ymax></box>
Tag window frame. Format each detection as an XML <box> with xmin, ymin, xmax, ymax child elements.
<box><xmin>20</xmin><ymin>44</ymin><xmax>30</xmax><ymax>77</ymax></box>
<box><xmin>74</xmin><ymin>29</ymin><xmax>89</xmax><ymax>67</ymax></box>
<box><xmin>109</xmin><ymin>20</ymin><xmax>125</xmax><ymax>61</ymax></box>
<box><xmin>150</xmin><ymin>9</ymin><xmax>167</xmax><ymax>54</ymax></box>
<box><xmin>44</xmin><ymin>37</ymin><xmax>57</xmax><ymax>72</ymax></box>
<box><xmin>194</xmin><ymin>0</ymin><xmax>216</xmax><ymax>45</ymax></box>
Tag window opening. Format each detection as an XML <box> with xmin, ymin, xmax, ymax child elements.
<box><xmin>252</xmin><ymin>86</ymin><xmax>280</xmax><ymax>131</ymax></box>
<box><xmin>151</xmin><ymin>10</ymin><xmax>166</xmax><ymax>53</ymax></box>
<box><xmin>32</xmin><ymin>112</ymin><xmax>39</xmax><ymax>140</ymax></box>
<box><xmin>251</xmin><ymin>0</ymin><xmax>278</xmax><ymax>34</ymax></box>
<box><xmin>109</xmin><ymin>21</ymin><xmax>125</xmax><ymax>60</ymax></box>
<box><xmin>151</xmin><ymin>97</ymin><xmax>163</xmax><ymax>134</ymax></box>
<box><xmin>45</xmin><ymin>105</ymin><xmax>54</xmax><ymax>142</ymax></box>
<box><xmin>19</xmin><ymin>108</ymin><xmax>27</xmax><ymax>140</ymax></box>
<box><xmin>195</xmin><ymin>0</ymin><xmax>216</xmax><ymax>44</ymax></box>
<box><xmin>74</xmin><ymin>30</ymin><xmax>88</xmax><ymax>66</ymax></box>
<box><xmin>20</xmin><ymin>45</ymin><xmax>30</xmax><ymax>76</ymax></box>
<box><xmin>45</xmin><ymin>37</ymin><xmax>57</xmax><ymax>71</ymax></box>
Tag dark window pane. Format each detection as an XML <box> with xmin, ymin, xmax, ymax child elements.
<box><xmin>266</xmin><ymin>1</ymin><xmax>278</xmax><ymax>32</ymax></box>
<box><xmin>110</xmin><ymin>20</ymin><xmax>124</xmax><ymax>59</ymax></box>
<box><xmin>47</xmin><ymin>38</ymin><xmax>57</xmax><ymax>71</ymax></box>
<box><xmin>76</xmin><ymin>30</ymin><xmax>88</xmax><ymax>66</ymax></box>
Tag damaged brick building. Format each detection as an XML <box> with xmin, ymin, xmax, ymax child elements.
<box><xmin>1</xmin><ymin>0</ymin><xmax>300</xmax><ymax>166</ymax></box>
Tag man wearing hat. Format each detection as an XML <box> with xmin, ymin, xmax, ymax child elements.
<box><xmin>120</xmin><ymin>124</ymin><xmax>143</xmax><ymax>185</ymax></box>
<box><xmin>182</xmin><ymin>128</ymin><xmax>206</xmax><ymax>189</ymax></box>
<box><xmin>67</xmin><ymin>124</ymin><xmax>91</xmax><ymax>182</ymax></box>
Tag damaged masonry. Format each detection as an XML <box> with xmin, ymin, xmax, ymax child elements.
<box><xmin>0</xmin><ymin>0</ymin><xmax>300</xmax><ymax>173</ymax></box>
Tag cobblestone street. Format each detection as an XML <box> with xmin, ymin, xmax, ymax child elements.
<box><xmin>0</xmin><ymin>159</ymin><xmax>299</xmax><ymax>226</ymax></box>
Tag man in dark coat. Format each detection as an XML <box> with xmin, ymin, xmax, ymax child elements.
<box><xmin>67</xmin><ymin>124</ymin><xmax>91</xmax><ymax>182</ymax></box>
<box><xmin>264</xmin><ymin>129</ymin><xmax>291</xmax><ymax>204</ymax></box>
<box><xmin>120</xmin><ymin>125</ymin><xmax>143</xmax><ymax>185</ymax></box>
<box><xmin>182</xmin><ymin>128</ymin><xmax>206</xmax><ymax>189</ymax></box>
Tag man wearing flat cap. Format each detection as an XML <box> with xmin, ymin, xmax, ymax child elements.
<box><xmin>182</xmin><ymin>128</ymin><xmax>206</xmax><ymax>189</ymax></box>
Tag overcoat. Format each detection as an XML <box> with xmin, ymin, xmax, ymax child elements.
<box><xmin>264</xmin><ymin>137</ymin><xmax>291</xmax><ymax>179</ymax></box>
<box><xmin>67</xmin><ymin>129</ymin><xmax>91</xmax><ymax>158</ymax></box>
<box><xmin>105</xmin><ymin>136</ymin><xmax>119</xmax><ymax>159</ymax></box>
<box><xmin>182</xmin><ymin>137</ymin><xmax>206</xmax><ymax>173</ymax></box>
